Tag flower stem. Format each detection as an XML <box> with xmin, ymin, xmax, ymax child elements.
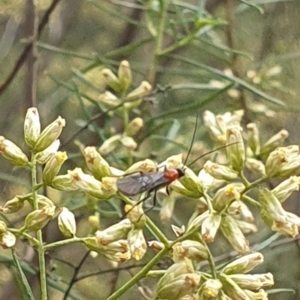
<box><xmin>31</xmin><ymin>154</ymin><xmax>47</xmax><ymax>300</ymax></box>
<box><xmin>106</xmin><ymin>242</ymin><xmax>171</xmax><ymax>300</ymax></box>
<box><xmin>44</xmin><ymin>237</ymin><xmax>86</xmax><ymax>251</ymax></box>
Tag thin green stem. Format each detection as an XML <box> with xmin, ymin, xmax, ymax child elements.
<box><xmin>241</xmin><ymin>175</ymin><xmax>268</xmax><ymax>196</ymax></box>
<box><xmin>147</xmin><ymin>0</ymin><xmax>169</xmax><ymax>84</ymax></box>
<box><xmin>106</xmin><ymin>244</ymin><xmax>171</xmax><ymax>300</ymax></box>
<box><xmin>145</xmin><ymin>215</ymin><xmax>170</xmax><ymax>247</ymax></box>
<box><xmin>197</xmin><ymin>233</ymin><xmax>217</xmax><ymax>279</ymax></box>
<box><xmin>119</xmin><ymin>194</ymin><xmax>170</xmax><ymax>246</ymax></box>
<box><xmin>242</xmin><ymin>194</ymin><xmax>261</xmax><ymax>208</ymax></box>
<box><xmin>31</xmin><ymin>154</ymin><xmax>47</xmax><ymax>300</ymax></box>
<box><xmin>44</xmin><ymin>237</ymin><xmax>86</xmax><ymax>251</ymax></box>
<box><xmin>34</xmin><ymin>182</ymin><xmax>44</xmax><ymax>190</ymax></box>
<box><xmin>203</xmin><ymin>191</ymin><xmax>214</xmax><ymax>213</ymax></box>
<box><xmin>9</xmin><ymin>228</ymin><xmax>39</xmax><ymax>246</ymax></box>
<box><xmin>239</xmin><ymin>170</ymin><xmax>250</xmax><ymax>187</ymax></box>
<box><xmin>158</xmin><ymin>34</ymin><xmax>195</xmax><ymax>56</ymax></box>
<box><xmin>106</xmin><ymin>227</ymin><xmax>194</xmax><ymax>300</ymax></box>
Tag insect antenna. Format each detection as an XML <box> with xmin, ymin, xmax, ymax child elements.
<box><xmin>182</xmin><ymin>113</ymin><xmax>199</xmax><ymax>167</ymax></box>
<box><xmin>187</xmin><ymin>142</ymin><xmax>240</xmax><ymax>168</ymax></box>
<box><xmin>181</xmin><ymin>114</ymin><xmax>235</xmax><ymax>168</ymax></box>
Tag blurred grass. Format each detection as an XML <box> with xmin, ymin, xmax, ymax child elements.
<box><xmin>0</xmin><ymin>0</ymin><xmax>300</xmax><ymax>299</ymax></box>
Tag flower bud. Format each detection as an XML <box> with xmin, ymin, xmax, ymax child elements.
<box><xmin>186</xmin><ymin>211</ymin><xmax>209</xmax><ymax>233</ymax></box>
<box><xmin>220</xmin><ymin>215</ymin><xmax>250</xmax><ymax>254</ymax></box>
<box><xmin>124</xmin><ymin>159</ymin><xmax>157</xmax><ymax>174</ymax></box>
<box><xmin>286</xmin><ymin>211</ymin><xmax>300</xmax><ymax>227</ymax></box>
<box><xmin>272</xmin><ymin>176</ymin><xmax>300</xmax><ymax>203</ymax></box>
<box><xmin>101</xmin><ymin>176</ymin><xmax>118</xmax><ymax>196</ymax></box>
<box><xmin>0</xmin><ymin>197</ymin><xmax>24</xmax><ymax>214</ymax></box>
<box><xmin>203</xmin><ymin>110</ymin><xmax>244</xmax><ymax>144</ymax></box>
<box><xmin>203</xmin><ymin>161</ymin><xmax>238</xmax><ymax>181</ymax></box>
<box><xmin>201</xmin><ymin>213</ymin><xmax>222</xmax><ymax>243</ymax></box>
<box><xmin>51</xmin><ymin>174</ymin><xmax>79</xmax><ymax>191</ymax></box>
<box><xmin>125</xmin><ymin>204</ymin><xmax>146</xmax><ymax>229</ymax></box>
<box><xmin>159</xmin><ymin>193</ymin><xmax>175</xmax><ymax>222</ymax></box>
<box><xmin>70</xmin><ymin>168</ymin><xmax>101</xmax><ymax>191</ymax></box>
<box><xmin>173</xmin><ymin>240</ymin><xmax>208</xmax><ymax>262</ymax></box>
<box><xmin>178</xmin><ymin>167</ymin><xmax>203</xmax><ymax>198</ymax></box>
<box><xmin>35</xmin><ymin>140</ymin><xmax>60</xmax><ymax>165</ymax></box>
<box><xmin>222</xmin><ymin>252</ymin><xmax>264</xmax><ymax>274</ymax></box>
<box><xmin>198</xmin><ymin>279</ymin><xmax>222</xmax><ymax>298</ymax></box>
<box><xmin>236</xmin><ymin>220</ymin><xmax>258</xmax><ymax>234</ymax></box>
<box><xmin>34</xmin><ymin>116</ymin><xmax>66</xmax><ymax>152</ymax></box>
<box><xmin>227</xmin><ymin>88</ymin><xmax>240</xmax><ymax>99</ymax></box>
<box><xmin>244</xmin><ymin>289</ymin><xmax>268</xmax><ymax>299</ymax></box>
<box><xmin>265</xmin><ymin>146</ymin><xmax>291</xmax><ymax>177</ymax></box>
<box><xmin>171</xmin><ymin>224</ymin><xmax>185</xmax><ymax>237</ymax></box>
<box><xmin>127</xmin><ymin>228</ymin><xmax>147</xmax><ymax>260</ymax></box>
<box><xmin>213</xmin><ymin>184</ymin><xmax>240</xmax><ymax>212</ymax></box>
<box><xmin>203</xmin><ymin>110</ymin><xmax>225</xmax><ymax>143</ymax></box>
<box><xmin>246</xmin><ymin>123</ymin><xmax>260</xmax><ymax>155</ymax></box>
<box><xmin>96</xmin><ymin>219</ymin><xmax>132</xmax><ymax>245</ymax></box>
<box><xmin>118</xmin><ymin>60</ymin><xmax>132</xmax><ymax>92</ymax></box>
<box><xmin>156</xmin><ymin>260</ymin><xmax>200</xmax><ymax>300</ymax></box>
<box><xmin>0</xmin><ymin>231</ymin><xmax>16</xmax><ymax>249</ymax></box>
<box><xmin>260</xmin><ymin>208</ymin><xmax>273</xmax><ymax>227</ymax></box>
<box><xmin>24</xmin><ymin>107</ymin><xmax>41</xmax><ymax>148</ymax></box>
<box><xmin>169</xmin><ymin>180</ymin><xmax>198</xmax><ymax>198</ymax></box>
<box><xmin>161</xmin><ymin>153</ymin><xmax>183</xmax><ymax>169</ymax></box>
<box><xmin>24</xmin><ymin>207</ymin><xmax>55</xmax><ymax>231</ymax></box>
<box><xmin>261</xmin><ymin>129</ymin><xmax>289</xmax><ymax>155</ymax></box>
<box><xmin>120</xmin><ymin>136</ymin><xmax>137</xmax><ymax>151</ymax></box>
<box><xmin>198</xmin><ymin>169</ymin><xmax>218</xmax><ymax>190</ymax></box>
<box><xmin>259</xmin><ymin>188</ymin><xmax>286</xmax><ymax>223</ymax></box>
<box><xmin>98</xmin><ymin>134</ymin><xmax>121</xmax><ymax>156</ymax></box>
<box><xmin>98</xmin><ymin>91</ymin><xmax>120</xmax><ymax>108</ymax></box>
<box><xmin>271</xmin><ymin>216</ymin><xmax>299</xmax><ymax>238</ymax></box>
<box><xmin>245</xmin><ymin>158</ymin><xmax>266</xmax><ymax>176</ymax></box>
<box><xmin>239</xmin><ymin>201</ymin><xmax>254</xmax><ymax>222</ymax></box>
<box><xmin>125</xmin><ymin>117</ymin><xmax>143</xmax><ymax>137</ymax></box>
<box><xmin>228</xmin><ymin>273</ymin><xmax>274</xmax><ymax>290</ymax></box>
<box><xmin>126</xmin><ymin>81</ymin><xmax>152</xmax><ymax>100</ymax></box>
<box><xmin>219</xmin><ymin>273</ymin><xmax>250</xmax><ymax>300</ymax></box>
<box><xmin>69</xmin><ymin>168</ymin><xmax>114</xmax><ymax>199</ymax></box>
<box><xmin>101</xmin><ymin>68</ymin><xmax>122</xmax><ymax>93</ymax></box>
<box><xmin>226</xmin><ymin>125</ymin><xmax>245</xmax><ymax>171</ymax></box>
<box><xmin>0</xmin><ymin>221</ymin><xmax>7</xmax><ymax>235</ymax></box>
<box><xmin>148</xmin><ymin>240</ymin><xmax>166</xmax><ymax>252</ymax></box>
<box><xmin>266</xmin><ymin>145</ymin><xmax>300</xmax><ymax>177</ymax></box>
<box><xmin>83</xmin><ymin>146</ymin><xmax>112</xmax><ymax>180</ymax></box>
<box><xmin>42</xmin><ymin>151</ymin><xmax>67</xmax><ymax>184</ymax></box>
<box><xmin>58</xmin><ymin>207</ymin><xmax>76</xmax><ymax>238</ymax></box>
<box><xmin>88</xmin><ymin>215</ymin><xmax>100</xmax><ymax>232</ymax></box>
<box><xmin>84</xmin><ymin>237</ymin><xmax>131</xmax><ymax>262</ymax></box>
<box><xmin>0</xmin><ymin>136</ymin><xmax>28</xmax><ymax>166</ymax></box>
<box><xmin>35</xmin><ymin>195</ymin><xmax>56</xmax><ymax>209</ymax></box>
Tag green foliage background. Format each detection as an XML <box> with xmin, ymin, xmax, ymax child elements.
<box><xmin>0</xmin><ymin>0</ymin><xmax>300</xmax><ymax>299</ymax></box>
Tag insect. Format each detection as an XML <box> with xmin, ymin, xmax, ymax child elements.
<box><xmin>117</xmin><ymin>168</ymin><xmax>185</xmax><ymax>199</ymax></box>
<box><xmin>117</xmin><ymin>115</ymin><xmax>233</xmax><ymax>211</ymax></box>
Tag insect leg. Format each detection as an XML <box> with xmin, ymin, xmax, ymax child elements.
<box><xmin>122</xmin><ymin>192</ymin><xmax>151</xmax><ymax>218</ymax></box>
<box><xmin>144</xmin><ymin>189</ymin><xmax>158</xmax><ymax>213</ymax></box>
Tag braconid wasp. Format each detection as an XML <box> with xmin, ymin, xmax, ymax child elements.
<box><xmin>117</xmin><ymin>115</ymin><xmax>235</xmax><ymax>212</ymax></box>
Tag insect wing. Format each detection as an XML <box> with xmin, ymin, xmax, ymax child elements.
<box><xmin>117</xmin><ymin>171</ymin><xmax>166</xmax><ymax>196</ymax></box>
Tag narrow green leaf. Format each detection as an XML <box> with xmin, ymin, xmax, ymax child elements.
<box><xmin>11</xmin><ymin>248</ymin><xmax>35</xmax><ymax>300</ymax></box>
<box><xmin>237</xmin><ymin>0</ymin><xmax>264</xmax><ymax>14</ymax></box>
<box><xmin>37</xmin><ymin>42</ymin><xmax>93</xmax><ymax>60</ymax></box>
<box><xmin>172</xmin><ymin>55</ymin><xmax>284</xmax><ymax>106</ymax></box>
<box><xmin>148</xmin><ymin>83</ymin><xmax>235</xmax><ymax>122</ymax></box>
